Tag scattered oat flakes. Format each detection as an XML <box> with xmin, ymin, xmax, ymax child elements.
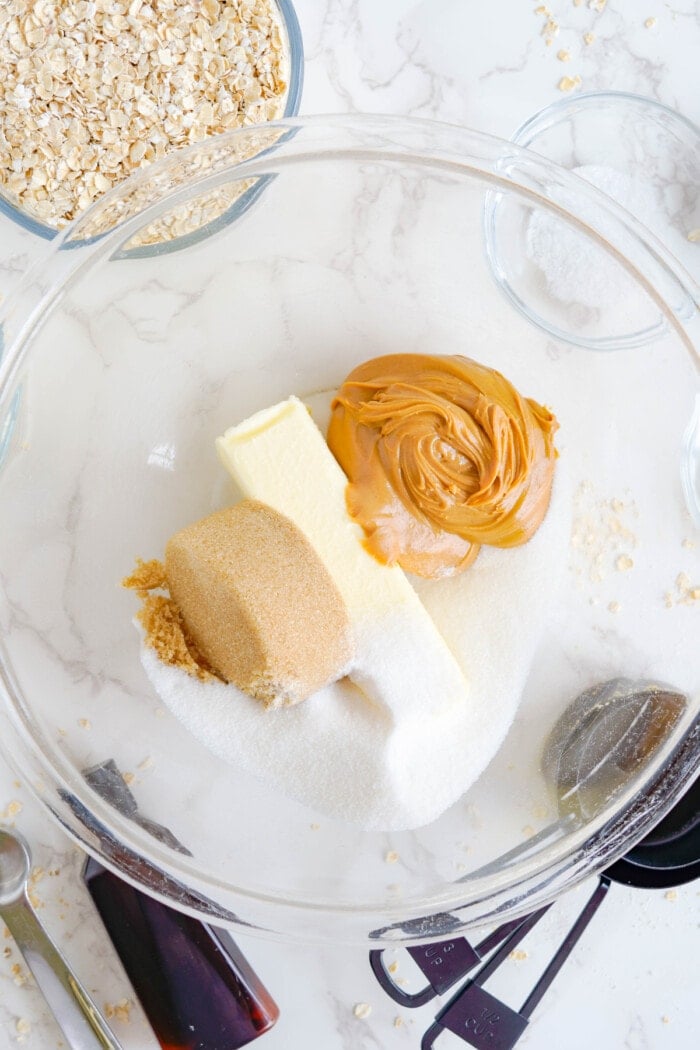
<box><xmin>310</xmin><ymin>823</ymin><xmax>320</xmax><ymax>831</ymax></box>
<box><xmin>11</xmin><ymin>962</ymin><xmax>29</xmax><ymax>986</ymax></box>
<box><xmin>104</xmin><ymin>999</ymin><xmax>132</xmax><ymax>1023</ymax></box>
<box><xmin>688</xmin><ymin>229</ymin><xmax>700</xmax><ymax>243</ymax></box>
<box><xmin>385</xmin><ymin>850</ymin><xmax>400</xmax><ymax>864</ymax></box>
<box><xmin>667</xmin><ymin>571</ymin><xmax>700</xmax><ymax>607</ymax></box>
<box><xmin>608</xmin><ymin>600</ymin><xmax>621</xmax><ymax>614</ymax></box>
<box><xmin>583</xmin><ymin>31</ymin><xmax>596</xmax><ymax>43</ymax></box>
<box><xmin>558</xmin><ymin>74</ymin><xmax>582</xmax><ymax>92</ymax></box>
<box><xmin>615</xmin><ymin>555</ymin><xmax>634</xmax><ymax>572</ymax></box>
<box><xmin>15</xmin><ymin>1018</ymin><xmax>31</xmax><ymax>1038</ymax></box>
<box><xmin>394</xmin><ymin>1016</ymin><xmax>404</xmax><ymax>1028</ymax></box>
<box><xmin>78</xmin><ymin>718</ymin><xmax>91</xmax><ymax>730</ymax></box>
<box><xmin>664</xmin><ymin>889</ymin><xmax>677</xmax><ymax>901</ymax></box>
<box><xmin>557</xmin><ymin>49</ymin><xmax>572</xmax><ymax>61</ymax></box>
<box><xmin>2</xmin><ymin>799</ymin><xmax>23</xmax><ymax>819</ymax></box>
<box><xmin>122</xmin><ymin>771</ymin><xmax>135</xmax><ymax>785</ymax></box>
<box><xmin>28</xmin><ymin>871</ymin><xmax>45</xmax><ymax>908</ymax></box>
<box><xmin>353</xmin><ymin>1002</ymin><xmax>372</xmax><ymax>1020</ymax></box>
<box><xmin>388</xmin><ymin>961</ymin><xmax>399</xmax><ymax>975</ymax></box>
<box><xmin>661</xmin><ymin>1015</ymin><xmax>671</xmax><ymax>1024</ymax></box>
<box><xmin>3</xmin><ymin>946</ymin><xmax>12</xmax><ymax>958</ymax></box>
<box><xmin>644</xmin><ymin>17</ymin><xmax>657</xmax><ymax>28</ymax></box>
<box><xmin>682</xmin><ymin>537</ymin><xmax>697</xmax><ymax>549</ymax></box>
<box><xmin>534</xmin><ymin>6</ymin><xmax>559</xmax><ymax>46</ymax></box>
<box><xmin>570</xmin><ymin>485</ymin><xmax>639</xmax><ymax>587</ymax></box>
<box><xmin>509</xmin><ymin>949</ymin><xmax>528</xmax><ymax>961</ymax></box>
<box><xmin>522</xmin><ymin>824</ymin><xmax>535</xmax><ymax>836</ymax></box>
<box><xmin>589</xmin><ymin>0</ymin><xmax>607</xmax><ymax>11</ymax></box>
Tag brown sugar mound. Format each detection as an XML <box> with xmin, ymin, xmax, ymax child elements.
<box><xmin>165</xmin><ymin>500</ymin><xmax>354</xmax><ymax>707</ymax></box>
<box><xmin>122</xmin><ymin>558</ymin><xmax>167</xmax><ymax>596</ymax></box>
<box><xmin>123</xmin><ymin>559</ymin><xmax>216</xmax><ymax>682</ymax></box>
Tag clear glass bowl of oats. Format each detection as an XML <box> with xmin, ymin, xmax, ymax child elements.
<box><xmin>0</xmin><ymin>116</ymin><xmax>698</xmax><ymax>947</ymax></box>
<box><xmin>0</xmin><ymin>0</ymin><xmax>304</xmax><ymax>253</ymax></box>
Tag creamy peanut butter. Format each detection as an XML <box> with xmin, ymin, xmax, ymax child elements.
<box><xmin>328</xmin><ymin>354</ymin><xmax>558</xmax><ymax>578</ymax></box>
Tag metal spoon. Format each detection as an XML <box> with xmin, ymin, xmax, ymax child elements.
<box><xmin>541</xmin><ymin>676</ymin><xmax>690</xmax><ymax>821</ymax></box>
<box><xmin>371</xmin><ymin>676</ymin><xmax>696</xmax><ymax>1008</ymax></box>
<box><xmin>0</xmin><ymin>828</ymin><xmax>122</xmax><ymax>1050</ymax></box>
<box><xmin>417</xmin><ymin>680</ymin><xmax>699</xmax><ymax>1050</ymax></box>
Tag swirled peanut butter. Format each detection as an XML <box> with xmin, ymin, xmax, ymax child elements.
<box><xmin>327</xmin><ymin>354</ymin><xmax>558</xmax><ymax>578</ymax></box>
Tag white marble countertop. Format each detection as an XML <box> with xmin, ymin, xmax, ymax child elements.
<box><xmin>1</xmin><ymin>2</ymin><xmax>699</xmax><ymax>1049</ymax></box>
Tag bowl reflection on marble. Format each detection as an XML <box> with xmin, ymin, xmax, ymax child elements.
<box><xmin>0</xmin><ymin>116</ymin><xmax>698</xmax><ymax>946</ymax></box>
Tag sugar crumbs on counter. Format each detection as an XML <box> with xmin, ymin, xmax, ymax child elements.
<box><xmin>123</xmin><ymin>558</ymin><xmax>217</xmax><ymax>682</ymax></box>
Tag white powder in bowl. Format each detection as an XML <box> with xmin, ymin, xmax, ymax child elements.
<box><xmin>526</xmin><ymin>164</ymin><xmax>660</xmax><ymax>310</ymax></box>
<box><xmin>138</xmin><ymin>437</ymin><xmax>571</xmax><ymax>831</ymax></box>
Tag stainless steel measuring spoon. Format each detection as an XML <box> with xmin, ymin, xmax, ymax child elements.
<box><xmin>0</xmin><ymin>828</ymin><xmax>122</xmax><ymax>1050</ymax></box>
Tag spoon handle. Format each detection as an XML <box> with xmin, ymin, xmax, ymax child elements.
<box><xmin>1</xmin><ymin>893</ymin><xmax>122</xmax><ymax>1050</ymax></box>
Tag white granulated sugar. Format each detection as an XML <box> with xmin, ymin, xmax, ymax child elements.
<box><xmin>140</xmin><ymin>415</ymin><xmax>571</xmax><ymax>831</ymax></box>
<box><xmin>526</xmin><ymin>164</ymin><xmax>660</xmax><ymax>310</ymax></box>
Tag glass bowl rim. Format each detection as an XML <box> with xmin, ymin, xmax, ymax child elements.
<box><xmin>0</xmin><ymin>113</ymin><xmax>699</xmax><ymax>944</ymax></box>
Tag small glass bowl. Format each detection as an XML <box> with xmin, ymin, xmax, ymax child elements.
<box><xmin>484</xmin><ymin>91</ymin><xmax>700</xmax><ymax>352</ymax></box>
<box><xmin>0</xmin><ymin>0</ymin><xmax>304</xmax><ymax>257</ymax></box>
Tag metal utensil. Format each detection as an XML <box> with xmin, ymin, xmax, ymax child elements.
<box><xmin>371</xmin><ymin>676</ymin><xmax>690</xmax><ymax>1008</ymax></box>
<box><xmin>416</xmin><ymin>677</ymin><xmax>699</xmax><ymax>1050</ymax></box>
<box><xmin>0</xmin><ymin>828</ymin><xmax>122</xmax><ymax>1050</ymax></box>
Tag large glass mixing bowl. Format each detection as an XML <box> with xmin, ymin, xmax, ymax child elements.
<box><xmin>0</xmin><ymin>117</ymin><xmax>698</xmax><ymax>946</ymax></box>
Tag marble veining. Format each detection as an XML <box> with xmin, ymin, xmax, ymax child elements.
<box><xmin>0</xmin><ymin>2</ymin><xmax>699</xmax><ymax>1049</ymax></box>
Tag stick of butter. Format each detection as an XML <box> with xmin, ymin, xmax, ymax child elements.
<box><xmin>216</xmin><ymin>397</ymin><xmax>469</xmax><ymax>723</ymax></box>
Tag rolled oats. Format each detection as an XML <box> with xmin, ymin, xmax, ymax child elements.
<box><xmin>0</xmin><ymin>0</ymin><xmax>289</xmax><ymax>232</ymax></box>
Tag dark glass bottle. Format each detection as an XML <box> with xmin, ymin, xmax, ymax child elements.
<box><xmin>83</xmin><ymin>858</ymin><xmax>279</xmax><ymax>1050</ymax></box>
